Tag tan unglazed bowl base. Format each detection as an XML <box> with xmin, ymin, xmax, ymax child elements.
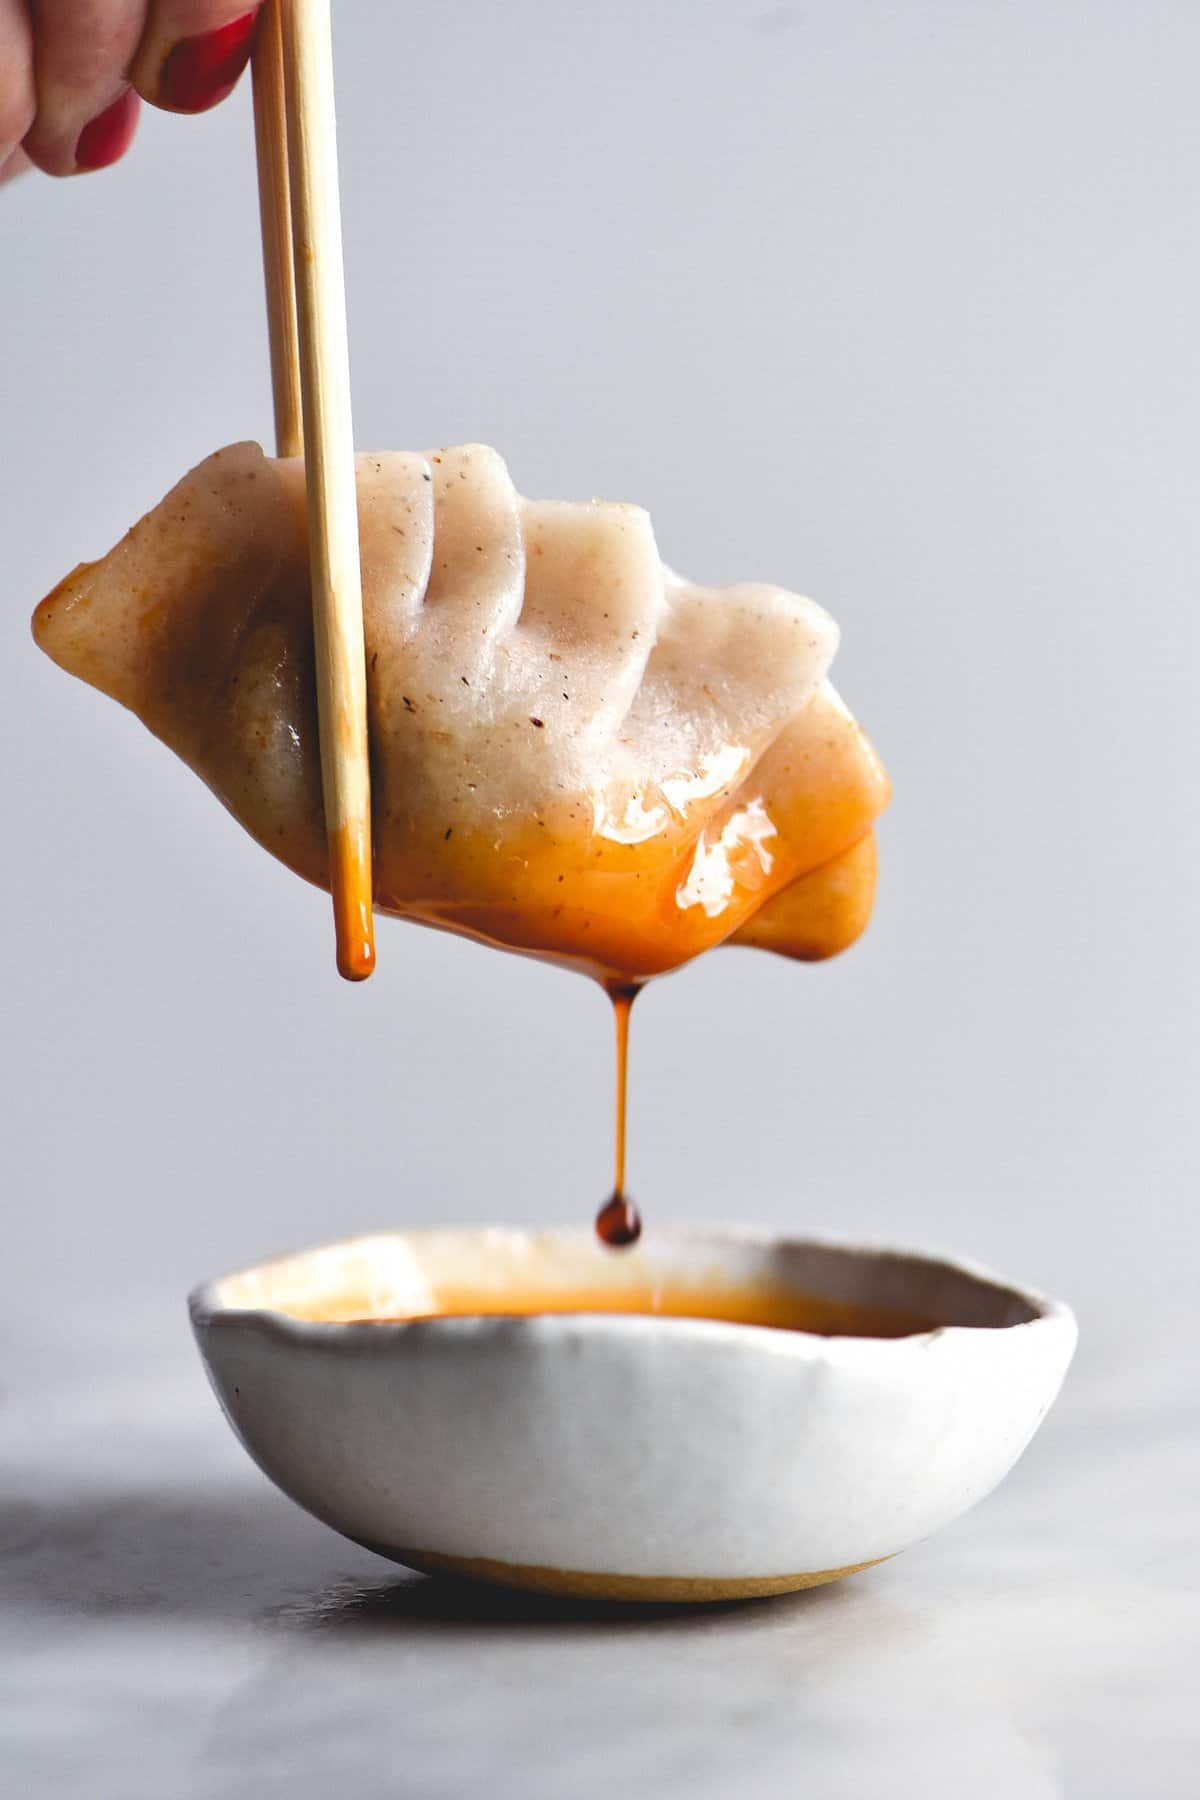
<box><xmin>380</xmin><ymin>1547</ymin><xmax>888</xmax><ymax>1604</ymax></box>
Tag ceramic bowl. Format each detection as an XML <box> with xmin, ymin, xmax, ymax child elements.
<box><xmin>189</xmin><ymin>1227</ymin><xmax>1076</xmax><ymax>1603</ymax></box>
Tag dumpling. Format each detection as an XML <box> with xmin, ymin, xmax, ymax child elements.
<box><xmin>32</xmin><ymin>442</ymin><xmax>889</xmax><ymax>982</ymax></box>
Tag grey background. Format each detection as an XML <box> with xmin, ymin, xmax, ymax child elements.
<box><xmin>2</xmin><ymin>3</ymin><xmax>1197</xmax><ymax>1794</ymax></box>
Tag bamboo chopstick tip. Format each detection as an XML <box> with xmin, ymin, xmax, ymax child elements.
<box><xmin>337</xmin><ymin>937</ymin><xmax>375</xmax><ymax>983</ymax></box>
<box><xmin>331</xmin><ymin>839</ymin><xmax>376</xmax><ymax>980</ymax></box>
<box><xmin>334</xmin><ymin>905</ymin><xmax>376</xmax><ymax>981</ymax></box>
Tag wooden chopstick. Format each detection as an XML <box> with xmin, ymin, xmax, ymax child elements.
<box><xmin>251</xmin><ymin>0</ymin><xmax>302</xmax><ymax>459</ymax></box>
<box><xmin>253</xmin><ymin>0</ymin><xmax>376</xmax><ymax>980</ymax></box>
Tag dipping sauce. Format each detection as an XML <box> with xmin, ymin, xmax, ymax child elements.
<box><xmin>342</xmin><ymin>1282</ymin><xmax>936</xmax><ymax>1339</ymax></box>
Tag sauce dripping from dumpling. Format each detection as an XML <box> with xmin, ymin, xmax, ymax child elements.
<box><xmin>595</xmin><ymin>981</ymin><xmax>643</xmax><ymax>1248</ymax></box>
<box><xmin>30</xmin><ymin>442</ymin><xmax>891</xmax><ymax>1262</ymax></box>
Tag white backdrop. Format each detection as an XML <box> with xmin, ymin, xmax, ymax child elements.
<box><xmin>3</xmin><ymin>0</ymin><xmax>1196</xmax><ymax>1364</ymax></box>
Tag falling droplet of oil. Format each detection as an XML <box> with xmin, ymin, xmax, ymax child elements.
<box><xmin>595</xmin><ymin>981</ymin><xmax>643</xmax><ymax>1248</ymax></box>
<box><xmin>595</xmin><ymin>1189</ymin><xmax>642</xmax><ymax>1247</ymax></box>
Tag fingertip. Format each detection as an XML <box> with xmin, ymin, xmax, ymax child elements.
<box><xmin>136</xmin><ymin>10</ymin><xmax>260</xmax><ymax>116</ymax></box>
<box><xmin>24</xmin><ymin>87</ymin><xmax>143</xmax><ymax>179</ymax></box>
<box><xmin>73</xmin><ymin>89</ymin><xmax>142</xmax><ymax>175</ymax></box>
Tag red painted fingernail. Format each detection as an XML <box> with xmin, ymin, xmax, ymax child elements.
<box><xmin>75</xmin><ymin>89</ymin><xmax>141</xmax><ymax>172</ymax></box>
<box><xmin>161</xmin><ymin>10</ymin><xmax>259</xmax><ymax>114</ymax></box>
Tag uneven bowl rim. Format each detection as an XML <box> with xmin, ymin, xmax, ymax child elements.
<box><xmin>188</xmin><ymin>1223</ymin><xmax>1077</xmax><ymax>1362</ymax></box>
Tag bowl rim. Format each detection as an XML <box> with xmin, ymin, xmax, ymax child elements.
<box><xmin>188</xmin><ymin>1223</ymin><xmax>1077</xmax><ymax>1360</ymax></box>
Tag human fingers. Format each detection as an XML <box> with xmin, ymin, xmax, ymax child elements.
<box><xmin>22</xmin><ymin>1</ymin><xmax>145</xmax><ymax>177</ymax></box>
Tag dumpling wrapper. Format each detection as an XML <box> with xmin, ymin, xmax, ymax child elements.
<box><xmin>33</xmin><ymin>443</ymin><xmax>889</xmax><ymax>981</ymax></box>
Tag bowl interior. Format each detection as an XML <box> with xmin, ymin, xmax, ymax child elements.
<box><xmin>205</xmin><ymin>1227</ymin><xmax>1046</xmax><ymax>1340</ymax></box>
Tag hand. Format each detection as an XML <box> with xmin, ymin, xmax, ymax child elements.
<box><xmin>1</xmin><ymin>3</ymin><xmax>259</xmax><ymax>182</ymax></box>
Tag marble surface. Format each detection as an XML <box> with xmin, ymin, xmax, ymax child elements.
<box><xmin>2</xmin><ymin>1300</ymin><xmax>1195</xmax><ymax>1800</ymax></box>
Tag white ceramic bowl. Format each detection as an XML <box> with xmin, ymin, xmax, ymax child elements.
<box><xmin>189</xmin><ymin>1227</ymin><xmax>1076</xmax><ymax>1603</ymax></box>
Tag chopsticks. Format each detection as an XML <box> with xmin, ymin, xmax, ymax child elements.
<box><xmin>252</xmin><ymin>0</ymin><xmax>375</xmax><ymax>981</ymax></box>
<box><xmin>251</xmin><ymin>0</ymin><xmax>302</xmax><ymax>460</ymax></box>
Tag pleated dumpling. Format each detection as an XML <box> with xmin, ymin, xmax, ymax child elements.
<box><xmin>33</xmin><ymin>442</ymin><xmax>889</xmax><ymax>979</ymax></box>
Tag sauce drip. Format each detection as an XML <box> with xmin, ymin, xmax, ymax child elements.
<box><xmin>595</xmin><ymin>981</ymin><xmax>643</xmax><ymax>1248</ymax></box>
